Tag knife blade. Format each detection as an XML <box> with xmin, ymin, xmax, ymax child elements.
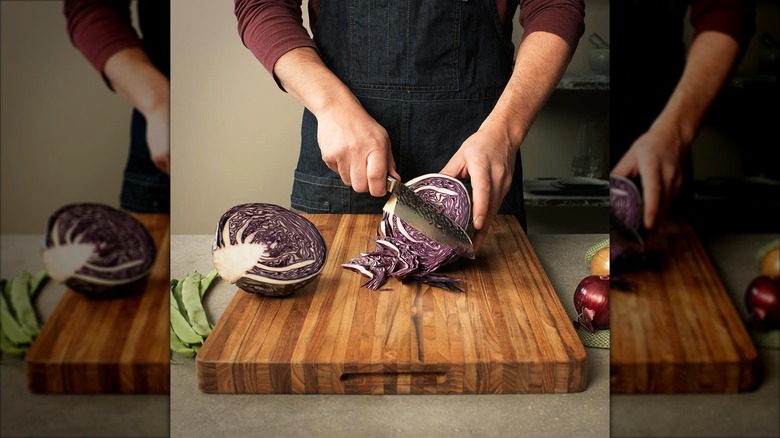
<box><xmin>384</xmin><ymin>175</ymin><xmax>475</xmax><ymax>259</ymax></box>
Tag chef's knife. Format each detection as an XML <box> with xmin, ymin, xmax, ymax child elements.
<box><xmin>384</xmin><ymin>175</ymin><xmax>475</xmax><ymax>259</ymax></box>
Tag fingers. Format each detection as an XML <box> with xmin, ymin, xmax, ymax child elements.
<box><xmin>638</xmin><ymin>164</ymin><xmax>662</xmax><ymax>230</ymax></box>
<box><xmin>470</xmin><ymin>168</ymin><xmax>492</xmax><ymax>231</ymax></box>
<box><xmin>365</xmin><ymin>150</ymin><xmax>387</xmax><ymax>196</ymax></box>
<box><xmin>154</xmin><ymin>158</ymin><xmax>170</xmax><ymax>175</ymax></box>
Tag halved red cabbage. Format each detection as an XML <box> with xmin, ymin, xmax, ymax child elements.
<box><xmin>212</xmin><ymin>203</ymin><xmax>326</xmax><ymax>297</ymax></box>
<box><xmin>342</xmin><ymin>174</ymin><xmax>472</xmax><ymax>292</ymax></box>
<box><xmin>610</xmin><ymin>174</ymin><xmax>647</xmax><ymax>271</ymax></box>
<box><xmin>42</xmin><ymin>203</ymin><xmax>156</xmax><ymax>295</ymax></box>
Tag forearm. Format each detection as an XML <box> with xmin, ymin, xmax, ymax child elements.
<box><xmin>274</xmin><ymin>47</ymin><xmax>363</xmax><ymax>117</ymax></box>
<box><xmin>650</xmin><ymin>31</ymin><xmax>741</xmax><ymax>147</ymax></box>
<box><xmin>480</xmin><ymin>31</ymin><xmax>572</xmax><ymax>150</ymax></box>
<box><xmin>103</xmin><ymin>47</ymin><xmax>169</xmax><ymax>117</ymax></box>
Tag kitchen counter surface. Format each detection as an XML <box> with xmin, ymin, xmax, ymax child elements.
<box><xmin>4</xmin><ymin>231</ymin><xmax>775</xmax><ymax>437</ymax></box>
<box><xmin>169</xmin><ymin>232</ymin><xmax>611</xmax><ymax>438</ymax></box>
<box><xmin>0</xmin><ymin>235</ymin><xmax>169</xmax><ymax>438</ymax></box>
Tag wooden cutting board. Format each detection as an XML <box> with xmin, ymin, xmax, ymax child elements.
<box><xmin>196</xmin><ymin>214</ymin><xmax>587</xmax><ymax>394</ymax></box>
<box><xmin>610</xmin><ymin>218</ymin><xmax>760</xmax><ymax>393</ymax></box>
<box><xmin>25</xmin><ymin>213</ymin><xmax>170</xmax><ymax>393</ymax></box>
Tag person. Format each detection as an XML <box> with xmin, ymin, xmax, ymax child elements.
<box><xmin>610</xmin><ymin>0</ymin><xmax>756</xmax><ymax>233</ymax></box>
<box><xmin>64</xmin><ymin>0</ymin><xmax>170</xmax><ymax>213</ymax></box>
<box><xmin>234</xmin><ymin>0</ymin><xmax>585</xmax><ymax>253</ymax></box>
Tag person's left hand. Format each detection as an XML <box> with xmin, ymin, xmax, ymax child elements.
<box><xmin>612</xmin><ymin>125</ymin><xmax>686</xmax><ymax>231</ymax></box>
<box><xmin>144</xmin><ymin>106</ymin><xmax>170</xmax><ymax>175</ymax></box>
<box><xmin>441</xmin><ymin>129</ymin><xmax>516</xmax><ymax>254</ymax></box>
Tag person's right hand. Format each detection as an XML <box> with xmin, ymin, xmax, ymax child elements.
<box><xmin>612</xmin><ymin>125</ymin><xmax>687</xmax><ymax>230</ymax></box>
<box><xmin>316</xmin><ymin>104</ymin><xmax>398</xmax><ymax>196</ymax></box>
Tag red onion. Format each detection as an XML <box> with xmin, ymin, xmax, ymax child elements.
<box><xmin>744</xmin><ymin>275</ymin><xmax>780</xmax><ymax>332</ymax></box>
<box><xmin>574</xmin><ymin>275</ymin><xmax>610</xmax><ymax>333</ymax></box>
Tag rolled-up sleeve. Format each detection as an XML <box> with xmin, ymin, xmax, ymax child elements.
<box><xmin>518</xmin><ymin>0</ymin><xmax>586</xmax><ymax>53</ymax></box>
<box><xmin>63</xmin><ymin>0</ymin><xmax>142</xmax><ymax>74</ymax></box>
<box><xmin>690</xmin><ymin>0</ymin><xmax>756</xmax><ymax>46</ymax></box>
<box><xmin>234</xmin><ymin>0</ymin><xmax>317</xmax><ymax>76</ymax></box>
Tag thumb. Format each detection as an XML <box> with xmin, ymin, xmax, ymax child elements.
<box><xmin>611</xmin><ymin>154</ymin><xmax>635</xmax><ymax>178</ymax></box>
<box><xmin>440</xmin><ymin>156</ymin><xmax>466</xmax><ymax>179</ymax></box>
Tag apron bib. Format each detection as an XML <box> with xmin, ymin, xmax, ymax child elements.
<box><xmin>291</xmin><ymin>0</ymin><xmax>526</xmax><ymax>229</ymax></box>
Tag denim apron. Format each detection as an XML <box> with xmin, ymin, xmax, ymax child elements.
<box><xmin>291</xmin><ymin>0</ymin><xmax>526</xmax><ymax>230</ymax></box>
<box><xmin>119</xmin><ymin>0</ymin><xmax>170</xmax><ymax>213</ymax></box>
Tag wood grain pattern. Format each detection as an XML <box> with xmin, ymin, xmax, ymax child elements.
<box><xmin>610</xmin><ymin>219</ymin><xmax>760</xmax><ymax>393</ymax></box>
<box><xmin>25</xmin><ymin>213</ymin><xmax>170</xmax><ymax>393</ymax></box>
<box><xmin>196</xmin><ymin>214</ymin><xmax>587</xmax><ymax>394</ymax></box>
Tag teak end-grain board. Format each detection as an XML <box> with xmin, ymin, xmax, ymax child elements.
<box><xmin>25</xmin><ymin>213</ymin><xmax>170</xmax><ymax>393</ymax></box>
<box><xmin>610</xmin><ymin>218</ymin><xmax>760</xmax><ymax>393</ymax></box>
<box><xmin>197</xmin><ymin>214</ymin><xmax>587</xmax><ymax>394</ymax></box>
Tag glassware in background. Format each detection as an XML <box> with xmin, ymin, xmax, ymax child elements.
<box><xmin>571</xmin><ymin>120</ymin><xmax>600</xmax><ymax>178</ymax></box>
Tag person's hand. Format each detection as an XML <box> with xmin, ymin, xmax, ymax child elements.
<box><xmin>316</xmin><ymin>103</ymin><xmax>399</xmax><ymax>196</ymax></box>
<box><xmin>441</xmin><ymin>128</ymin><xmax>516</xmax><ymax>253</ymax></box>
<box><xmin>144</xmin><ymin>106</ymin><xmax>170</xmax><ymax>175</ymax></box>
<box><xmin>612</xmin><ymin>126</ymin><xmax>687</xmax><ymax>230</ymax></box>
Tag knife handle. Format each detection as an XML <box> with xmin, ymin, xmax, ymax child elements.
<box><xmin>386</xmin><ymin>175</ymin><xmax>399</xmax><ymax>194</ymax></box>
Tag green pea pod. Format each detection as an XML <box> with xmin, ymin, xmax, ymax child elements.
<box><xmin>0</xmin><ymin>331</ymin><xmax>27</xmax><ymax>357</ymax></box>
<box><xmin>170</xmin><ymin>293</ymin><xmax>203</xmax><ymax>345</ymax></box>
<box><xmin>30</xmin><ymin>269</ymin><xmax>48</xmax><ymax>297</ymax></box>
<box><xmin>172</xmin><ymin>275</ymin><xmax>187</xmax><ymax>322</ymax></box>
<box><xmin>2</xmin><ymin>277</ymin><xmax>12</xmax><ymax>301</ymax></box>
<box><xmin>0</xmin><ymin>293</ymin><xmax>33</xmax><ymax>345</ymax></box>
<box><xmin>170</xmin><ymin>326</ymin><xmax>196</xmax><ymax>358</ymax></box>
<box><xmin>10</xmin><ymin>272</ymin><xmax>39</xmax><ymax>337</ymax></box>
<box><xmin>182</xmin><ymin>272</ymin><xmax>211</xmax><ymax>338</ymax></box>
<box><xmin>199</xmin><ymin>269</ymin><xmax>219</xmax><ymax>300</ymax></box>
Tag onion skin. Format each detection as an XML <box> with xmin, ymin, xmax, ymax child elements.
<box><xmin>574</xmin><ymin>275</ymin><xmax>610</xmax><ymax>333</ymax></box>
<box><xmin>745</xmin><ymin>275</ymin><xmax>780</xmax><ymax>332</ymax></box>
<box><xmin>590</xmin><ymin>247</ymin><xmax>610</xmax><ymax>276</ymax></box>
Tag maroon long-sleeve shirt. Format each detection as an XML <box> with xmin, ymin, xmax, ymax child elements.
<box><xmin>63</xmin><ymin>0</ymin><xmax>170</xmax><ymax>83</ymax></box>
<box><xmin>234</xmin><ymin>0</ymin><xmax>587</xmax><ymax>78</ymax></box>
<box><xmin>63</xmin><ymin>0</ymin><xmax>142</xmax><ymax>74</ymax></box>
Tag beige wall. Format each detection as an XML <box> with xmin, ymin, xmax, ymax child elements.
<box><xmin>171</xmin><ymin>0</ymin><xmax>611</xmax><ymax>235</ymax></box>
<box><xmin>1</xmin><ymin>1</ymin><xmax>134</xmax><ymax>234</ymax></box>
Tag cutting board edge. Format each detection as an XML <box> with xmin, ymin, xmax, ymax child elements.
<box><xmin>610</xmin><ymin>353</ymin><xmax>762</xmax><ymax>394</ymax></box>
<box><xmin>195</xmin><ymin>357</ymin><xmax>589</xmax><ymax>394</ymax></box>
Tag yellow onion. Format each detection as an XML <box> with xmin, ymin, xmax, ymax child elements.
<box><xmin>590</xmin><ymin>246</ymin><xmax>610</xmax><ymax>276</ymax></box>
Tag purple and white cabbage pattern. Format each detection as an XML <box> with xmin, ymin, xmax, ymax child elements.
<box><xmin>610</xmin><ymin>174</ymin><xmax>647</xmax><ymax>271</ymax></box>
<box><xmin>42</xmin><ymin>203</ymin><xmax>156</xmax><ymax>295</ymax></box>
<box><xmin>342</xmin><ymin>174</ymin><xmax>472</xmax><ymax>292</ymax></box>
<box><xmin>212</xmin><ymin>203</ymin><xmax>326</xmax><ymax>297</ymax></box>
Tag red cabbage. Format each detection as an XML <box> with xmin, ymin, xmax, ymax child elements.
<box><xmin>41</xmin><ymin>203</ymin><xmax>156</xmax><ymax>295</ymax></box>
<box><xmin>342</xmin><ymin>174</ymin><xmax>472</xmax><ymax>292</ymax></box>
<box><xmin>610</xmin><ymin>174</ymin><xmax>648</xmax><ymax>271</ymax></box>
<box><xmin>211</xmin><ymin>203</ymin><xmax>327</xmax><ymax>297</ymax></box>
